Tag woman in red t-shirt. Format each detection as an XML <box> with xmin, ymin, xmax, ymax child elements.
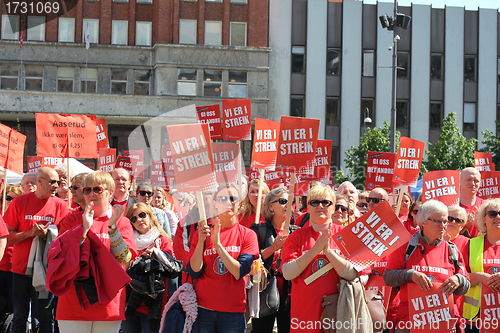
<box><xmin>238</xmin><ymin>179</ymin><xmax>269</xmax><ymax>228</ymax></box>
<box><xmin>332</xmin><ymin>195</ymin><xmax>350</xmax><ymax>227</ymax></box>
<box><xmin>403</xmin><ymin>200</ymin><xmax>422</xmax><ymax>235</ymax></box>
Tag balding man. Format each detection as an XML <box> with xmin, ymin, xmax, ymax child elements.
<box><xmin>111</xmin><ymin>168</ymin><xmax>139</xmax><ymax>211</ymax></box>
<box><xmin>21</xmin><ymin>173</ymin><xmax>37</xmax><ymax>193</ymax></box>
<box><xmin>5</xmin><ymin>167</ymin><xmax>69</xmax><ymax>333</ymax></box>
<box><xmin>459</xmin><ymin>167</ymin><xmax>483</xmax><ymax>238</ymax></box>
<box><xmin>336</xmin><ymin>181</ymin><xmax>360</xmax><ymax>217</ymax></box>
<box><xmin>367</xmin><ymin>187</ymin><xmax>389</xmax><ymax>211</ymax></box>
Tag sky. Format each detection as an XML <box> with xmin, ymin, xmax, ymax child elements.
<box><xmin>363</xmin><ymin>0</ymin><xmax>499</xmax><ymax>10</ymax></box>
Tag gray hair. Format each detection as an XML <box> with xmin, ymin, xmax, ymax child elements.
<box><xmin>416</xmin><ymin>200</ymin><xmax>448</xmax><ymax>227</ymax></box>
<box><xmin>263</xmin><ymin>187</ymin><xmax>289</xmax><ymax>221</ymax></box>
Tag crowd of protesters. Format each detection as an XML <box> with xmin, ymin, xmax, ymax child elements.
<box><xmin>0</xmin><ymin>164</ymin><xmax>498</xmax><ymax>333</ymax></box>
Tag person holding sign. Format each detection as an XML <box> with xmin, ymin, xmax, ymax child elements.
<box><xmin>281</xmin><ymin>184</ymin><xmax>358</xmax><ymax>333</ymax></box>
<box><xmin>239</xmin><ymin>179</ymin><xmax>270</xmax><ymax>228</ymax></box>
<box><xmin>188</xmin><ymin>183</ymin><xmax>259</xmax><ymax>333</ymax></box>
<box><xmin>384</xmin><ymin>200</ymin><xmax>470</xmax><ymax>333</ymax></box>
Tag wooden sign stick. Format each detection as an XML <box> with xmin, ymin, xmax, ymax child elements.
<box><xmin>67</xmin><ymin>157</ymin><xmax>71</xmax><ymax>210</ymax></box>
<box><xmin>254</xmin><ymin>168</ymin><xmax>265</xmax><ymax>225</ymax></box>
<box><xmin>169</xmin><ymin>178</ymin><xmax>174</xmax><ymax>193</ymax></box>
<box><xmin>236</xmin><ymin>140</ymin><xmax>242</xmax><ymax>196</ymax></box>
<box><xmin>195</xmin><ymin>190</ymin><xmax>207</xmax><ymax>227</ymax></box>
<box><xmin>2</xmin><ymin>170</ymin><xmax>7</xmax><ymax>215</ymax></box>
<box><xmin>283</xmin><ymin>172</ymin><xmax>296</xmax><ymax>236</ymax></box>
<box><xmin>394</xmin><ymin>185</ymin><xmax>406</xmax><ymax>216</ymax></box>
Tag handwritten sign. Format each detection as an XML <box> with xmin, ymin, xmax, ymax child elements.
<box><xmin>98</xmin><ymin>148</ymin><xmax>116</xmax><ymax>173</ymax></box>
<box><xmin>196</xmin><ymin>104</ymin><xmax>222</xmax><ymax>140</ymax></box>
<box><xmin>475</xmin><ymin>152</ymin><xmax>494</xmax><ymax>172</ymax></box>
<box><xmin>251</xmin><ymin>118</ymin><xmax>280</xmax><ymax>170</ymax></box>
<box><xmin>222</xmin><ymin>99</ymin><xmax>251</xmax><ymax>141</ymax></box>
<box><xmin>6</xmin><ymin>129</ymin><xmax>26</xmax><ymax>175</ymax></box>
<box><xmin>95</xmin><ymin>118</ymin><xmax>110</xmax><ymax>150</ymax></box>
<box><xmin>366</xmin><ymin>152</ymin><xmax>396</xmax><ymax>191</ymax></box>
<box><xmin>0</xmin><ymin>123</ymin><xmax>10</xmax><ymax>167</ymax></box>
<box><xmin>393</xmin><ymin>137</ymin><xmax>424</xmax><ymax>187</ymax></box>
<box><xmin>422</xmin><ymin>170</ymin><xmax>460</xmax><ymax>206</ymax></box>
<box><xmin>477</xmin><ymin>171</ymin><xmax>500</xmax><ymax>199</ymax></box>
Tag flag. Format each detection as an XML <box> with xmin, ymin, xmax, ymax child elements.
<box><xmin>20</xmin><ymin>30</ymin><xmax>23</xmax><ymax>48</ymax></box>
<box><xmin>86</xmin><ymin>24</ymin><xmax>90</xmax><ymax>50</ymax></box>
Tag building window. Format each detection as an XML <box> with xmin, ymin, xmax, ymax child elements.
<box><xmin>25</xmin><ymin>65</ymin><xmax>43</xmax><ymax>91</ymax></box>
<box><xmin>291</xmin><ymin>95</ymin><xmax>305</xmax><ymax>117</ymax></box>
<box><xmin>498</xmin><ymin>58</ymin><xmax>500</xmax><ymax>83</ymax></box>
<box><xmin>58</xmin><ymin>18</ymin><xmax>75</xmax><ymax>42</ymax></box>
<box><xmin>361</xmin><ymin>99</ymin><xmax>374</xmax><ymax>130</ymax></box>
<box><xmin>179</xmin><ymin>19</ymin><xmax>197</xmax><ymax>44</ymax></box>
<box><xmin>206</xmin><ymin>0</ymin><xmax>222</xmax><ymax>2</ymax></box>
<box><xmin>57</xmin><ymin>67</ymin><xmax>74</xmax><ymax>92</ymax></box>
<box><xmin>331</xmin><ymin>146</ymin><xmax>340</xmax><ymax>169</ymax></box>
<box><xmin>81</xmin><ymin>67</ymin><xmax>97</xmax><ymax>93</ymax></box>
<box><xmin>134</xmin><ymin>70</ymin><xmax>150</xmax><ymax>95</ymax></box>
<box><xmin>111</xmin><ymin>69</ymin><xmax>127</xmax><ymax>94</ymax></box>
<box><xmin>431</xmin><ymin>53</ymin><xmax>442</xmax><ymax>80</ymax></box>
<box><xmin>326</xmin><ymin>97</ymin><xmax>340</xmax><ymax>125</ymax></box>
<box><xmin>178</xmin><ymin>69</ymin><xmax>197</xmax><ymax>96</ymax></box>
<box><xmin>112</xmin><ymin>21</ymin><xmax>128</xmax><ymax>45</ymax></box>
<box><xmin>396</xmin><ymin>100</ymin><xmax>409</xmax><ymax>128</ymax></box>
<box><xmin>327</xmin><ymin>48</ymin><xmax>340</xmax><ymax>76</ymax></box>
<box><xmin>203</xmin><ymin>70</ymin><xmax>222</xmax><ymax>97</ymax></box>
<box><xmin>292</xmin><ymin>46</ymin><xmax>305</xmax><ymax>73</ymax></box>
<box><xmin>1</xmin><ymin>15</ymin><xmax>19</xmax><ymax>40</ymax></box>
<box><xmin>114</xmin><ymin>0</ymin><xmax>128</xmax><ymax>2</ymax></box>
<box><xmin>429</xmin><ymin>102</ymin><xmax>443</xmax><ymax>128</ymax></box>
<box><xmin>228</xmin><ymin>71</ymin><xmax>247</xmax><ymax>98</ymax></box>
<box><xmin>0</xmin><ymin>64</ymin><xmax>18</xmax><ymax>90</ymax></box>
<box><xmin>136</xmin><ymin>22</ymin><xmax>152</xmax><ymax>46</ymax></box>
<box><xmin>231</xmin><ymin>0</ymin><xmax>247</xmax><ymax>3</ymax></box>
<box><xmin>230</xmin><ymin>22</ymin><xmax>246</xmax><ymax>46</ymax></box>
<box><xmin>137</xmin><ymin>0</ymin><xmax>152</xmax><ymax>3</ymax></box>
<box><xmin>464</xmin><ymin>55</ymin><xmax>477</xmax><ymax>82</ymax></box>
<box><xmin>397</xmin><ymin>52</ymin><xmax>409</xmax><ymax>78</ymax></box>
<box><xmin>205</xmin><ymin>21</ymin><xmax>222</xmax><ymax>45</ymax></box>
<box><xmin>464</xmin><ymin>103</ymin><xmax>476</xmax><ymax>131</ymax></box>
<box><xmin>82</xmin><ymin>19</ymin><xmax>99</xmax><ymax>44</ymax></box>
<box><xmin>362</xmin><ymin>50</ymin><xmax>375</xmax><ymax>77</ymax></box>
<box><xmin>27</xmin><ymin>16</ymin><xmax>45</xmax><ymax>41</ymax></box>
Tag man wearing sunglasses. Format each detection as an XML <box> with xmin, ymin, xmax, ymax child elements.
<box><xmin>135</xmin><ymin>182</ymin><xmax>171</xmax><ymax>237</ymax></box>
<box><xmin>4</xmin><ymin>167</ymin><xmax>69</xmax><ymax>333</ymax></box>
<box><xmin>54</xmin><ymin>165</ymin><xmax>72</xmax><ymax>201</ymax></box>
<box><xmin>69</xmin><ymin>173</ymin><xmax>88</xmax><ymax>211</ymax></box>
<box><xmin>459</xmin><ymin>167</ymin><xmax>483</xmax><ymax>238</ymax></box>
<box><xmin>111</xmin><ymin>168</ymin><xmax>140</xmax><ymax>212</ymax></box>
<box><xmin>367</xmin><ymin>188</ymin><xmax>389</xmax><ymax>211</ymax></box>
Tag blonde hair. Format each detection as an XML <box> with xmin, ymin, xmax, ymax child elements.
<box><xmin>125</xmin><ymin>202</ymin><xmax>170</xmax><ymax>240</ymax></box>
<box><xmin>153</xmin><ymin>186</ymin><xmax>168</xmax><ymax>210</ymax></box>
<box><xmin>475</xmin><ymin>198</ymin><xmax>500</xmax><ymax>235</ymax></box>
<box><xmin>84</xmin><ymin>171</ymin><xmax>115</xmax><ymax>193</ymax></box>
<box><xmin>307</xmin><ymin>183</ymin><xmax>336</xmax><ymax>205</ymax></box>
<box><xmin>240</xmin><ymin>179</ymin><xmax>270</xmax><ymax>218</ymax></box>
<box><xmin>334</xmin><ymin>194</ymin><xmax>350</xmax><ymax>226</ymax></box>
<box><xmin>6</xmin><ymin>184</ymin><xmax>23</xmax><ymax>196</ymax></box>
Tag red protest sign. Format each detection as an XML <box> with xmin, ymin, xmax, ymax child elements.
<box><xmin>305</xmin><ymin>140</ymin><xmax>332</xmax><ymax>182</ymax></box>
<box><xmin>222</xmin><ymin>99</ymin><xmax>251</xmax><ymax>141</ymax></box>
<box><xmin>422</xmin><ymin>170</ymin><xmax>460</xmax><ymax>206</ymax></box>
<box><xmin>276</xmin><ymin>116</ymin><xmax>320</xmax><ymax>175</ymax></box>
<box><xmin>333</xmin><ymin>201</ymin><xmax>412</xmax><ymax>271</ymax></box>
<box><xmin>475</xmin><ymin>151</ymin><xmax>494</xmax><ymax>172</ymax></box>
<box><xmin>0</xmin><ymin>123</ymin><xmax>10</xmax><ymax>167</ymax></box>
<box><xmin>35</xmin><ymin>113</ymin><xmax>97</xmax><ymax>158</ymax></box>
<box><xmin>480</xmin><ymin>284</ymin><xmax>500</xmax><ymax>333</ymax></box>
<box><xmin>98</xmin><ymin>148</ymin><xmax>116</xmax><ymax>173</ymax></box>
<box><xmin>161</xmin><ymin>145</ymin><xmax>175</xmax><ymax>191</ymax></box>
<box><xmin>393</xmin><ymin>137</ymin><xmax>425</xmax><ymax>187</ymax></box>
<box><xmin>249</xmin><ymin>167</ymin><xmax>284</xmax><ymax>190</ymax></box>
<box><xmin>6</xmin><ymin>129</ymin><xmax>26</xmax><ymax>175</ymax></box>
<box><xmin>27</xmin><ymin>156</ymin><xmax>66</xmax><ymax>173</ymax></box>
<box><xmin>212</xmin><ymin>143</ymin><xmax>241</xmax><ymax>184</ymax></box>
<box><xmin>27</xmin><ymin>156</ymin><xmax>43</xmax><ymax>173</ymax></box>
<box><xmin>365</xmin><ymin>275</ymin><xmax>392</xmax><ymax>309</ymax></box>
<box><xmin>151</xmin><ymin>160</ymin><xmax>167</xmax><ymax>188</ymax></box>
<box><xmin>196</xmin><ymin>105</ymin><xmax>222</xmax><ymax>140</ymax></box>
<box><xmin>366</xmin><ymin>152</ymin><xmax>396</xmax><ymax>191</ymax></box>
<box><xmin>166</xmin><ymin>123</ymin><xmax>217</xmax><ymax>192</ymax></box>
<box><xmin>283</xmin><ymin>171</ymin><xmax>310</xmax><ymax>196</ymax></box>
<box><xmin>251</xmin><ymin>118</ymin><xmax>280</xmax><ymax>170</ymax></box>
<box><xmin>408</xmin><ymin>283</ymin><xmax>456</xmax><ymax>333</ymax></box>
<box><xmin>124</xmin><ymin>150</ymin><xmax>145</xmax><ymax>180</ymax></box>
<box><xmin>115</xmin><ymin>156</ymin><xmax>134</xmax><ymax>179</ymax></box>
<box><xmin>478</xmin><ymin>171</ymin><xmax>500</xmax><ymax>199</ymax></box>
<box><xmin>96</xmin><ymin>118</ymin><xmax>110</xmax><ymax>150</ymax></box>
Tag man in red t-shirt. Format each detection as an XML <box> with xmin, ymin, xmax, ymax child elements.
<box><xmin>111</xmin><ymin>168</ymin><xmax>139</xmax><ymax>212</ymax></box>
<box><xmin>459</xmin><ymin>167</ymin><xmax>483</xmax><ymax>238</ymax></box>
<box><xmin>5</xmin><ymin>167</ymin><xmax>69</xmax><ymax>333</ymax></box>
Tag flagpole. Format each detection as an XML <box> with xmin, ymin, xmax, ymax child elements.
<box><xmin>20</xmin><ymin>20</ymin><xmax>23</xmax><ymax>90</ymax></box>
<box><xmin>85</xmin><ymin>23</ymin><xmax>89</xmax><ymax>93</ymax></box>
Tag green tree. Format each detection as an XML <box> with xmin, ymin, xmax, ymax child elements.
<box><xmin>424</xmin><ymin>112</ymin><xmax>477</xmax><ymax>171</ymax></box>
<box><xmin>335</xmin><ymin>121</ymin><xmax>400</xmax><ymax>189</ymax></box>
<box><xmin>480</xmin><ymin>120</ymin><xmax>500</xmax><ymax>171</ymax></box>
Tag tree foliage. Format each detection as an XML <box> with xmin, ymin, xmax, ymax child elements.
<box><xmin>424</xmin><ymin>112</ymin><xmax>477</xmax><ymax>172</ymax></box>
<box><xmin>480</xmin><ymin>120</ymin><xmax>500</xmax><ymax>171</ymax></box>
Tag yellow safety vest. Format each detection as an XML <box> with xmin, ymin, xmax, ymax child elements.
<box><xmin>463</xmin><ymin>235</ymin><xmax>484</xmax><ymax>322</ymax></box>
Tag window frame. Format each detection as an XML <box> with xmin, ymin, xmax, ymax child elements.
<box><xmin>326</xmin><ymin>97</ymin><xmax>340</xmax><ymax>126</ymax></box>
<box><xmin>464</xmin><ymin>55</ymin><xmax>477</xmax><ymax>82</ymax></box>
<box><xmin>362</xmin><ymin>50</ymin><xmax>375</xmax><ymax>77</ymax></box>
<box><xmin>57</xmin><ymin>67</ymin><xmax>75</xmax><ymax>92</ymax></box>
<box><xmin>80</xmin><ymin>67</ymin><xmax>98</xmax><ymax>93</ymax></box>
<box><xmin>27</xmin><ymin>16</ymin><xmax>45</xmax><ymax>41</ymax></box>
<box><xmin>177</xmin><ymin>68</ymin><xmax>197</xmax><ymax>96</ymax></box>
<box><xmin>229</xmin><ymin>22</ymin><xmax>247</xmax><ymax>47</ymax></box>
<box><xmin>204</xmin><ymin>21</ymin><xmax>222</xmax><ymax>46</ymax></box>
<box><xmin>203</xmin><ymin>70</ymin><xmax>222</xmax><ymax>97</ymax></box>
<box><xmin>58</xmin><ymin>18</ymin><xmax>75</xmax><ymax>43</ymax></box>
<box><xmin>430</xmin><ymin>53</ymin><xmax>443</xmax><ymax>80</ymax></box>
<box><xmin>134</xmin><ymin>69</ymin><xmax>150</xmax><ymax>95</ymax></box>
<box><xmin>82</xmin><ymin>19</ymin><xmax>99</xmax><ymax>44</ymax></box>
<box><xmin>327</xmin><ymin>48</ymin><xmax>341</xmax><ymax>76</ymax></box>
<box><xmin>1</xmin><ymin>15</ymin><xmax>19</xmax><ymax>40</ymax></box>
<box><xmin>429</xmin><ymin>101</ymin><xmax>443</xmax><ymax>129</ymax></box>
<box><xmin>395</xmin><ymin>100</ymin><xmax>410</xmax><ymax>128</ymax></box>
<box><xmin>24</xmin><ymin>65</ymin><xmax>43</xmax><ymax>91</ymax></box>
<box><xmin>228</xmin><ymin>71</ymin><xmax>247</xmax><ymax>98</ymax></box>
<box><xmin>179</xmin><ymin>19</ymin><xmax>197</xmax><ymax>44</ymax></box>
<box><xmin>0</xmin><ymin>64</ymin><xmax>19</xmax><ymax>90</ymax></box>
<box><xmin>464</xmin><ymin>102</ymin><xmax>476</xmax><ymax>131</ymax></box>
<box><xmin>397</xmin><ymin>52</ymin><xmax>410</xmax><ymax>78</ymax></box>
<box><xmin>291</xmin><ymin>95</ymin><xmax>305</xmax><ymax>117</ymax></box>
<box><xmin>111</xmin><ymin>20</ymin><xmax>128</xmax><ymax>45</ymax></box>
<box><xmin>110</xmin><ymin>69</ymin><xmax>128</xmax><ymax>94</ymax></box>
<box><xmin>135</xmin><ymin>21</ymin><xmax>152</xmax><ymax>46</ymax></box>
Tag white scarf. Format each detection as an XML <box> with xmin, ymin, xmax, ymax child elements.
<box><xmin>134</xmin><ymin>227</ymin><xmax>161</xmax><ymax>251</ymax></box>
<box><xmin>311</xmin><ymin>220</ymin><xmax>331</xmax><ymax>233</ymax></box>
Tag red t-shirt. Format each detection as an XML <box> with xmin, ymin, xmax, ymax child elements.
<box><xmin>460</xmin><ymin>197</ymin><xmax>484</xmax><ymax>238</ymax></box>
<box><xmin>4</xmin><ymin>192</ymin><xmax>68</xmax><ymax>275</ymax></box>
<box><xmin>0</xmin><ymin>217</ymin><xmax>10</xmax><ymax>271</ymax></box>
<box><xmin>238</xmin><ymin>213</ymin><xmax>265</xmax><ymax>228</ymax></box>
<box><xmin>0</xmin><ymin>216</ymin><xmax>8</xmax><ymax>238</ymax></box>
<box><xmin>403</xmin><ymin>219</ymin><xmax>420</xmax><ymax>235</ymax></box>
<box><xmin>282</xmin><ymin>224</ymin><xmax>343</xmax><ymax>333</ymax></box>
<box><xmin>55</xmin><ymin>209</ymin><xmax>137</xmax><ymax>321</ymax></box>
<box><xmin>293</xmin><ymin>212</ymin><xmax>308</xmax><ymax>227</ymax></box>
<box><xmin>189</xmin><ymin>222</ymin><xmax>259</xmax><ymax>313</ymax></box>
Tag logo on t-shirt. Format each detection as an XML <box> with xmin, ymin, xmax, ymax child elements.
<box><xmin>312</xmin><ymin>258</ymin><xmax>329</xmax><ymax>277</ymax></box>
<box><xmin>427</xmin><ymin>275</ymin><xmax>437</xmax><ymax>282</ymax></box>
<box><xmin>487</xmin><ymin>266</ymin><xmax>500</xmax><ymax>274</ymax></box>
<box><xmin>213</xmin><ymin>257</ymin><xmax>228</xmax><ymax>275</ymax></box>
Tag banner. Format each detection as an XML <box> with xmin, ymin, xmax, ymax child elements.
<box><xmin>393</xmin><ymin>137</ymin><xmax>425</xmax><ymax>187</ymax></box>
<box><xmin>475</xmin><ymin>152</ymin><xmax>495</xmax><ymax>172</ymax></box>
<box><xmin>276</xmin><ymin>116</ymin><xmax>320</xmax><ymax>175</ymax></box>
<box><xmin>408</xmin><ymin>283</ymin><xmax>456</xmax><ymax>332</ymax></box>
<box><xmin>151</xmin><ymin>160</ymin><xmax>167</xmax><ymax>188</ymax></box>
<box><xmin>366</xmin><ymin>152</ymin><xmax>396</xmax><ymax>191</ymax></box>
<box><xmin>6</xmin><ymin>129</ymin><xmax>26</xmax><ymax>175</ymax></box>
<box><xmin>306</xmin><ymin>140</ymin><xmax>332</xmax><ymax>183</ymax></box>
<box><xmin>222</xmin><ymin>99</ymin><xmax>251</xmax><ymax>141</ymax></box>
<box><xmin>422</xmin><ymin>170</ymin><xmax>460</xmax><ymax>206</ymax></box>
<box><xmin>0</xmin><ymin>123</ymin><xmax>10</xmax><ymax>167</ymax></box>
<box><xmin>212</xmin><ymin>143</ymin><xmax>242</xmax><ymax>184</ymax></box>
<box><xmin>477</xmin><ymin>171</ymin><xmax>500</xmax><ymax>199</ymax></box>
<box><xmin>196</xmin><ymin>105</ymin><xmax>222</xmax><ymax>140</ymax></box>
<box><xmin>27</xmin><ymin>156</ymin><xmax>66</xmax><ymax>174</ymax></box>
<box><xmin>166</xmin><ymin>123</ymin><xmax>217</xmax><ymax>192</ymax></box>
<box><xmin>98</xmin><ymin>148</ymin><xmax>116</xmax><ymax>173</ymax></box>
<box><xmin>35</xmin><ymin>113</ymin><xmax>97</xmax><ymax>158</ymax></box>
<box><xmin>96</xmin><ymin>118</ymin><xmax>110</xmax><ymax>150</ymax></box>
<box><xmin>251</xmin><ymin>118</ymin><xmax>280</xmax><ymax>170</ymax></box>
<box><xmin>365</xmin><ymin>274</ymin><xmax>391</xmax><ymax>309</ymax></box>
<box><xmin>124</xmin><ymin>150</ymin><xmax>145</xmax><ymax>180</ymax></box>
<box><xmin>284</xmin><ymin>171</ymin><xmax>310</xmax><ymax>196</ymax></box>
<box><xmin>161</xmin><ymin>145</ymin><xmax>175</xmax><ymax>191</ymax></box>
<box><xmin>480</xmin><ymin>284</ymin><xmax>500</xmax><ymax>333</ymax></box>
<box><xmin>249</xmin><ymin>167</ymin><xmax>283</xmax><ymax>190</ymax></box>
<box><xmin>333</xmin><ymin>201</ymin><xmax>412</xmax><ymax>271</ymax></box>
<box><xmin>115</xmin><ymin>156</ymin><xmax>134</xmax><ymax>179</ymax></box>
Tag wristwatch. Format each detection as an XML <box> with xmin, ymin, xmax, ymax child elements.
<box><xmin>109</xmin><ymin>224</ymin><xmax>117</xmax><ymax>231</ymax></box>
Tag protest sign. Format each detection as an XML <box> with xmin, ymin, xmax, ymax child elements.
<box><xmin>212</xmin><ymin>143</ymin><xmax>242</xmax><ymax>184</ymax></box>
<box><xmin>27</xmin><ymin>156</ymin><xmax>67</xmax><ymax>173</ymax></box>
<box><xmin>249</xmin><ymin>167</ymin><xmax>283</xmax><ymax>190</ymax></box>
<box><xmin>393</xmin><ymin>137</ymin><xmax>425</xmax><ymax>187</ymax></box>
<box><xmin>222</xmin><ymin>99</ymin><xmax>251</xmax><ymax>141</ymax></box>
<box><xmin>305</xmin><ymin>140</ymin><xmax>332</xmax><ymax>183</ymax></box>
<box><xmin>480</xmin><ymin>284</ymin><xmax>500</xmax><ymax>333</ymax></box>
<box><xmin>98</xmin><ymin>148</ymin><xmax>116</xmax><ymax>173</ymax></box>
<box><xmin>96</xmin><ymin>118</ymin><xmax>110</xmax><ymax>150</ymax></box>
<box><xmin>161</xmin><ymin>145</ymin><xmax>175</xmax><ymax>191</ymax></box>
<box><xmin>333</xmin><ymin>201</ymin><xmax>412</xmax><ymax>271</ymax></box>
<box><xmin>196</xmin><ymin>105</ymin><xmax>222</xmax><ymax>140</ymax></box>
<box><xmin>408</xmin><ymin>283</ymin><xmax>456</xmax><ymax>333</ymax></box>
<box><xmin>365</xmin><ymin>274</ymin><xmax>392</xmax><ymax>309</ymax></box>
<box><xmin>124</xmin><ymin>150</ymin><xmax>145</xmax><ymax>180</ymax></box>
<box><xmin>366</xmin><ymin>152</ymin><xmax>396</xmax><ymax>191</ymax></box>
<box><xmin>477</xmin><ymin>171</ymin><xmax>500</xmax><ymax>199</ymax></box>
<box><xmin>475</xmin><ymin>152</ymin><xmax>495</xmax><ymax>172</ymax></box>
<box><xmin>35</xmin><ymin>113</ymin><xmax>97</xmax><ymax>158</ymax></box>
<box><xmin>115</xmin><ymin>156</ymin><xmax>134</xmax><ymax>179</ymax></box>
<box><xmin>0</xmin><ymin>123</ymin><xmax>10</xmax><ymax>167</ymax></box>
<box><xmin>251</xmin><ymin>118</ymin><xmax>280</xmax><ymax>170</ymax></box>
<box><xmin>151</xmin><ymin>160</ymin><xmax>167</xmax><ymax>188</ymax></box>
<box><xmin>6</xmin><ymin>129</ymin><xmax>26</xmax><ymax>175</ymax></box>
<box><xmin>284</xmin><ymin>171</ymin><xmax>310</xmax><ymax>197</ymax></box>
<box><xmin>166</xmin><ymin>123</ymin><xmax>217</xmax><ymax>192</ymax></box>
<box><xmin>422</xmin><ymin>170</ymin><xmax>460</xmax><ymax>206</ymax></box>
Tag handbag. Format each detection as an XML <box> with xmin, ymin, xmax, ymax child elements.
<box><xmin>259</xmin><ymin>274</ymin><xmax>280</xmax><ymax>317</ymax></box>
<box><xmin>362</xmin><ymin>289</ymin><xmax>387</xmax><ymax>332</ymax></box>
<box><xmin>320</xmin><ymin>293</ymin><xmax>339</xmax><ymax>333</ymax></box>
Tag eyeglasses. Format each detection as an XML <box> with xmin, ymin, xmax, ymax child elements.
<box><xmin>271</xmin><ymin>198</ymin><xmax>288</xmax><ymax>205</ymax></box>
<box><xmin>412</xmin><ymin>209</ymin><xmax>419</xmax><ymax>215</ymax></box>
<box><xmin>5</xmin><ymin>195</ymin><xmax>14</xmax><ymax>201</ymax></box>
<box><xmin>366</xmin><ymin>197</ymin><xmax>386</xmax><ymax>204</ymax></box>
<box><xmin>486</xmin><ymin>210</ymin><xmax>500</xmax><ymax>218</ymax></box>
<box><xmin>356</xmin><ymin>202</ymin><xmax>367</xmax><ymax>208</ymax></box>
<box><xmin>138</xmin><ymin>190</ymin><xmax>153</xmax><ymax>197</ymax></box>
<box><xmin>335</xmin><ymin>204</ymin><xmax>348</xmax><ymax>213</ymax></box>
<box><xmin>216</xmin><ymin>195</ymin><xmax>240</xmax><ymax>204</ymax></box>
<box><xmin>448</xmin><ymin>216</ymin><xmax>464</xmax><ymax>224</ymax></box>
<box><xmin>59</xmin><ymin>175</ymin><xmax>68</xmax><ymax>180</ymax></box>
<box><xmin>22</xmin><ymin>181</ymin><xmax>36</xmax><ymax>186</ymax></box>
<box><xmin>71</xmin><ymin>185</ymin><xmax>81</xmax><ymax>191</ymax></box>
<box><xmin>83</xmin><ymin>186</ymin><xmax>106</xmax><ymax>195</ymax></box>
<box><xmin>130</xmin><ymin>211</ymin><xmax>147</xmax><ymax>224</ymax></box>
<box><xmin>40</xmin><ymin>177</ymin><xmax>61</xmax><ymax>186</ymax></box>
<box><xmin>309</xmin><ymin>200</ymin><xmax>333</xmax><ymax>207</ymax></box>
<box><xmin>427</xmin><ymin>218</ymin><xmax>448</xmax><ymax>225</ymax></box>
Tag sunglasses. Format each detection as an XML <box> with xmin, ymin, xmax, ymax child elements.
<box><xmin>486</xmin><ymin>210</ymin><xmax>500</xmax><ymax>218</ymax></box>
<box><xmin>412</xmin><ymin>209</ymin><xmax>419</xmax><ymax>215</ymax></box>
<box><xmin>83</xmin><ymin>186</ymin><xmax>106</xmax><ymax>195</ymax></box>
<box><xmin>41</xmin><ymin>177</ymin><xmax>61</xmax><ymax>186</ymax></box>
<box><xmin>366</xmin><ymin>197</ymin><xmax>386</xmax><ymax>204</ymax></box>
<box><xmin>448</xmin><ymin>216</ymin><xmax>464</xmax><ymax>224</ymax></box>
<box><xmin>138</xmin><ymin>190</ymin><xmax>154</xmax><ymax>197</ymax></box>
<box><xmin>356</xmin><ymin>202</ymin><xmax>367</xmax><ymax>208</ymax></box>
<box><xmin>130</xmin><ymin>211</ymin><xmax>147</xmax><ymax>224</ymax></box>
<box><xmin>309</xmin><ymin>200</ymin><xmax>333</xmax><ymax>207</ymax></box>
<box><xmin>71</xmin><ymin>185</ymin><xmax>81</xmax><ymax>191</ymax></box>
<box><xmin>335</xmin><ymin>204</ymin><xmax>348</xmax><ymax>213</ymax></box>
<box><xmin>216</xmin><ymin>195</ymin><xmax>240</xmax><ymax>204</ymax></box>
<box><xmin>271</xmin><ymin>198</ymin><xmax>288</xmax><ymax>205</ymax></box>
<box><xmin>5</xmin><ymin>195</ymin><xmax>14</xmax><ymax>201</ymax></box>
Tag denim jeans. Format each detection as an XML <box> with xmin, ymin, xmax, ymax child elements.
<box><xmin>12</xmin><ymin>273</ymin><xmax>55</xmax><ymax>333</ymax></box>
<box><xmin>196</xmin><ymin>307</ymin><xmax>246</xmax><ymax>333</ymax></box>
<box><xmin>121</xmin><ymin>311</ymin><xmax>159</xmax><ymax>333</ymax></box>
